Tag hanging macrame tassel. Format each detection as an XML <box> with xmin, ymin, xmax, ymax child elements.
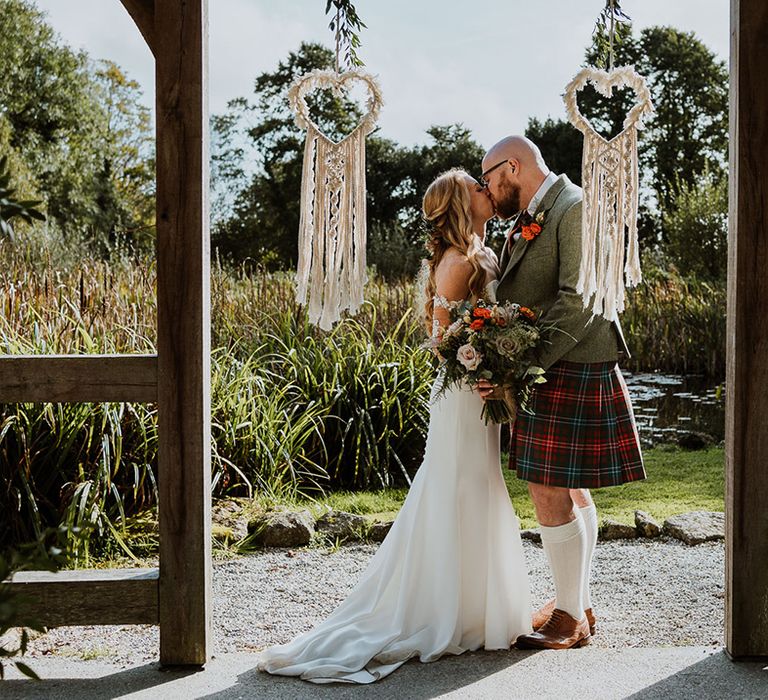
<box><xmin>288</xmin><ymin>69</ymin><xmax>383</xmax><ymax>331</ymax></box>
<box><xmin>564</xmin><ymin>65</ymin><xmax>653</xmax><ymax>322</ymax></box>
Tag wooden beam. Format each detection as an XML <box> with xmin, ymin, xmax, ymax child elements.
<box><xmin>155</xmin><ymin>0</ymin><xmax>212</xmax><ymax>667</ymax></box>
<box><xmin>726</xmin><ymin>0</ymin><xmax>768</xmax><ymax>660</ymax></box>
<box><xmin>119</xmin><ymin>0</ymin><xmax>156</xmax><ymax>56</ymax></box>
<box><xmin>6</xmin><ymin>568</ymin><xmax>158</xmax><ymax>626</ymax></box>
<box><xmin>0</xmin><ymin>355</ymin><xmax>157</xmax><ymax>403</ymax></box>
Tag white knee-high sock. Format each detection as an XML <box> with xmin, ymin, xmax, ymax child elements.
<box><xmin>540</xmin><ymin>515</ymin><xmax>586</xmax><ymax>621</ymax></box>
<box><xmin>578</xmin><ymin>504</ymin><xmax>598</xmax><ymax>610</ymax></box>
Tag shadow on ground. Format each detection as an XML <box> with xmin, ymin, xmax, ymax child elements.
<box><xmin>2</xmin><ymin>648</ymin><xmax>766</xmax><ymax>699</ymax></box>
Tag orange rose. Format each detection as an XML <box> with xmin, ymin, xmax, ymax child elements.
<box><xmin>473</xmin><ymin>307</ymin><xmax>492</xmax><ymax>319</ymax></box>
<box><xmin>470</xmin><ymin>319</ymin><xmax>485</xmax><ymax>331</ymax></box>
<box><xmin>521</xmin><ymin>223</ymin><xmax>542</xmax><ymax>241</ymax></box>
<box><xmin>519</xmin><ymin>306</ymin><xmax>536</xmax><ymax>321</ymax></box>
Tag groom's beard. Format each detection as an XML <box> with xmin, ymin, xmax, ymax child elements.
<box><xmin>494</xmin><ymin>180</ymin><xmax>522</xmax><ymax>220</ymax></box>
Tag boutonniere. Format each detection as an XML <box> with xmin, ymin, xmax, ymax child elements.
<box><xmin>521</xmin><ymin>209</ymin><xmax>549</xmax><ymax>241</ymax></box>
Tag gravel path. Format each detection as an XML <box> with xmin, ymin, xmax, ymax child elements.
<box><xmin>17</xmin><ymin>539</ymin><xmax>724</xmax><ymax>664</ymax></box>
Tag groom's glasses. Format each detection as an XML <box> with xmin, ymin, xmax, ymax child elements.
<box><xmin>479</xmin><ymin>159</ymin><xmax>509</xmax><ymax>187</ymax></box>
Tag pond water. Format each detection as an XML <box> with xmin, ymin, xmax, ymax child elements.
<box><xmin>623</xmin><ymin>372</ymin><xmax>725</xmax><ymax>448</ymax></box>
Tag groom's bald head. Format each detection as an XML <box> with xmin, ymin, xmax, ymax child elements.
<box><xmin>481</xmin><ymin>135</ymin><xmax>550</xmax><ymax>220</ymax></box>
<box><xmin>482</xmin><ymin>135</ymin><xmax>547</xmax><ymax>175</ymax></box>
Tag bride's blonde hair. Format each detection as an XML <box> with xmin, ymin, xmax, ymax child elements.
<box><xmin>421</xmin><ymin>168</ymin><xmax>486</xmax><ymax>332</ymax></box>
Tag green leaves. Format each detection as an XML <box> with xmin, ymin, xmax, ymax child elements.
<box><xmin>325</xmin><ymin>0</ymin><xmax>367</xmax><ymax>69</ymax></box>
<box><xmin>0</xmin><ymin>0</ymin><xmax>154</xmax><ymax>247</ymax></box>
<box><xmin>0</xmin><ymin>155</ymin><xmax>45</xmax><ymax>240</ymax></box>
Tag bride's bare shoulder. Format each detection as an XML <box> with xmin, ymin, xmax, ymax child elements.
<box><xmin>434</xmin><ymin>249</ymin><xmax>472</xmax><ymax>299</ymax></box>
<box><xmin>435</xmin><ymin>249</ymin><xmax>473</xmax><ymax>280</ymax></box>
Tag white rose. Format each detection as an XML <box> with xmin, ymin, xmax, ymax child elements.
<box><xmin>456</xmin><ymin>344</ymin><xmax>482</xmax><ymax>371</ymax></box>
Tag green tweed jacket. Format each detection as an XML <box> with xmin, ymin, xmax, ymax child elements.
<box><xmin>495</xmin><ymin>174</ymin><xmax>629</xmax><ymax>370</ymax></box>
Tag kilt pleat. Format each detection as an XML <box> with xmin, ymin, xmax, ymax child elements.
<box><xmin>509</xmin><ymin>361</ymin><xmax>645</xmax><ymax>488</ymax></box>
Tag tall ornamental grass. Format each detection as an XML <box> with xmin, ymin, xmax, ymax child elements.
<box><xmin>1</xmin><ymin>237</ymin><xmax>725</xmax><ymax>555</ymax></box>
<box><xmin>0</xmin><ymin>241</ymin><xmax>433</xmax><ymax>555</ymax></box>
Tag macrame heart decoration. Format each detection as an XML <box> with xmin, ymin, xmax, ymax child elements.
<box><xmin>564</xmin><ymin>65</ymin><xmax>653</xmax><ymax>322</ymax></box>
<box><xmin>288</xmin><ymin>69</ymin><xmax>383</xmax><ymax>331</ymax></box>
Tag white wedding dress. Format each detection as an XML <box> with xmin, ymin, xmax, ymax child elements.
<box><xmin>257</xmin><ymin>286</ymin><xmax>532</xmax><ymax>683</ymax></box>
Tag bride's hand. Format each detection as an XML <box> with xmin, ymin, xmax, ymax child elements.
<box><xmin>476</xmin><ymin>378</ymin><xmax>500</xmax><ymax>400</ymax></box>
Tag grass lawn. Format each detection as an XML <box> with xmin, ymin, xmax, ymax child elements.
<box><xmin>295</xmin><ymin>446</ymin><xmax>725</xmax><ymax>531</ymax></box>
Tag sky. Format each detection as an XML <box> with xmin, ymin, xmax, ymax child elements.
<box><xmin>32</xmin><ymin>0</ymin><xmax>729</xmax><ymax>149</ymax></box>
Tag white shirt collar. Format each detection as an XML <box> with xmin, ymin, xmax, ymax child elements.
<box><xmin>527</xmin><ymin>171</ymin><xmax>558</xmax><ymax>216</ymax></box>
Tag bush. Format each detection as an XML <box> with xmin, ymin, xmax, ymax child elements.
<box><xmin>662</xmin><ymin>169</ymin><xmax>728</xmax><ymax>282</ymax></box>
<box><xmin>623</xmin><ymin>266</ymin><xmax>725</xmax><ymax>377</ymax></box>
<box><xmin>367</xmin><ymin>223</ymin><xmax>424</xmax><ymax>281</ymax></box>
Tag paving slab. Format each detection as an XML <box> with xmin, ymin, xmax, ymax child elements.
<box><xmin>2</xmin><ymin>647</ymin><xmax>766</xmax><ymax>700</ymax></box>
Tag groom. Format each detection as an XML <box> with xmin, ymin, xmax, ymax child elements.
<box><xmin>477</xmin><ymin>136</ymin><xmax>645</xmax><ymax>650</ymax></box>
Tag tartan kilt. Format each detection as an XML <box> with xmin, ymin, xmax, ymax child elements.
<box><xmin>509</xmin><ymin>360</ymin><xmax>645</xmax><ymax>489</ymax></box>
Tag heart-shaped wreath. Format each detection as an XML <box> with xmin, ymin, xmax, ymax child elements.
<box><xmin>288</xmin><ymin>68</ymin><xmax>383</xmax><ymax>144</ymax></box>
<box><xmin>563</xmin><ymin>65</ymin><xmax>653</xmax><ymax>143</ymax></box>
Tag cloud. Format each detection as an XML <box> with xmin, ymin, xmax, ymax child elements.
<box><xmin>30</xmin><ymin>0</ymin><xmax>728</xmax><ymax>149</ymax></box>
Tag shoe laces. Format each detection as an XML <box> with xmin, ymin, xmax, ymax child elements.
<box><xmin>539</xmin><ymin>608</ymin><xmax>566</xmax><ymax>633</ymax></box>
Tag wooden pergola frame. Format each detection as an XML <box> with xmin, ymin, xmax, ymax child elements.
<box><xmin>3</xmin><ymin>0</ymin><xmax>211</xmax><ymax>666</ymax></box>
<box><xmin>0</xmin><ymin>0</ymin><xmax>766</xmax><ymax>668</ymax></box>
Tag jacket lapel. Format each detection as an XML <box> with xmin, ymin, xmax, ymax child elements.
<box><xmin>497</xmin><ymin>210</ymin><xmax>525</xmax><ymax>273</ymax></box>
<box><xmin>497</xmin><ymin>175</ymin><xmax>571</xmax><ymax>286</ymax></box>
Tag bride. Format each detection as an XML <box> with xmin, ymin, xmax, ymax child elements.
<box><xmin>256</xmin><ymin>168</ymin><xmax>533</xmax><ymax>684</ymax></box>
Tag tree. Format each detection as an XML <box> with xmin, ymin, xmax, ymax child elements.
<box><xmin>581</xmin><ymin>25</ymin><xmax>728</xmax><ymax>224</ymax></box>
<box><xmin>90</xmin><ymin>61</ymin><xmax>155</xmax><ymax>248</ymax></box>
<box><xmin>524</xmin><ymin>117</ymin><xmax>583</xmax><ymax>185</ymax></box>
<box><xmin>662</xmin><ymin>169</ymin><xmax>728</xmax><ymax>281</ymax></box>
<box><xmin>212</xmin><ymin>43</ymin><xmax>488</xmax><ymax>273</ymax></box>
<box><xmin>0</xmin><ymin>155</ymin><xmax>45</xmax><ymax>240</ymax></box>
<box><xmin>0</xmin><ymin>0</ymin><xmax>154</xmax><ymax>246</ymax></box>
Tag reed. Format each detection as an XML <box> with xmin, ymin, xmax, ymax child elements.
<box><xmin>0</xmin><ymin>238</ymin><xmax>726</xmax><ymax>555</ymax></box>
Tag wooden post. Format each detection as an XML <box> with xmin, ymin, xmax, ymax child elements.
<box><xmin>155</xmin><ymin>0</ymin><xmax>212</xmax><ymax>666</ymax></box>
<box><xmin>725</xmin><ymin>0</ymin><xmax>768</xmax><ymax>660</ymax></box>
<box><xmin>119</xmin><ymin>0</ymin><xmax>156</xmax><ymax>54</ymax></box>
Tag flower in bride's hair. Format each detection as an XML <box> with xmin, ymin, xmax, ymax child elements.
<box><xmin>456</xmin><ymin>344</ymin><xmax>482</xmax><ymax>370</ymax></box>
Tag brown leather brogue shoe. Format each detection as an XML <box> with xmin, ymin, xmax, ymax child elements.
<box><xmin>531</xmin><ymin>598</ymin><xmax>556</xmax><ymax>630</ymax></box>
<box><xmin>585</xmin><ymin>607</ymin><xmax>596</xmax><ymax>635</ymax></box>
<box><xmin>517</xmin><ymin>608</ymin><xmax>591</xmax><ymax>650</ymax></box>
<box><xmin>532</xmin><ymin>599</ymin><xmax>596</xmax><ymax>635</ymax></box>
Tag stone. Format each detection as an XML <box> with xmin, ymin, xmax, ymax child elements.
<box><xmin>599</xmin><ymin>518</ymin><xmax>638</xmax><ymax>540</ymax></box>
<box><xmin>316</xmin><ymin>510</ymin><xmax>369</xmax><ymax>543</ymax></box>
<box><xmin>520</xmin><ymin>528</ymin><xmax>542</xmax><ymax>543</ymax></box>
<box><xmin>212</xmin><ymin>498</ymin><xmax>249</xmax><ymax>541</ymax></box>
<box><xmin>635</xmin><ymin>510</ymin><xmax>662</xmax><ymax>538</ymax></box>
<box><xmin>676</xmin><ymin>431</ymin><xmax>715</xmax><ymax>451</ymax></box>
<box><xmin>663</xmin><ymin>511</ymin><xmax>725</xmax><ymax>545</ymax></box>
<box><xmin>368</xmin><ymin>520</ymin><xmax>393</xmax><ymax>542</ymax></box>
<box><xmin>248</xmin><ymin>509</ymin><xmax>315</xmax><ymax>548</ymax></box>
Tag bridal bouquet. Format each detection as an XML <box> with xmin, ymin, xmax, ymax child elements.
<box><xmin>430</xmin><ymin>299</ymin><xmax>547</xmax><ymax>424</ymax></box>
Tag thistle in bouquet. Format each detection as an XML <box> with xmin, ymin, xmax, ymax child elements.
<box><xmin>431</xmin><ymin>298</ymin><xmax>548</xmax><ymax>424</ymax></box>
